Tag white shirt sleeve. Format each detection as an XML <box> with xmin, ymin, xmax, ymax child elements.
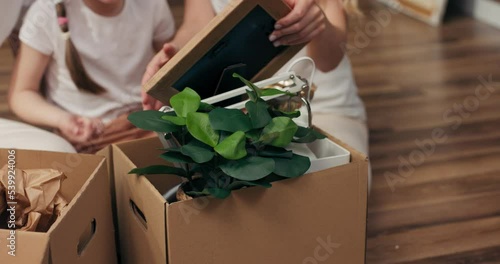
<box><xmin>19</xmin><ymin>0</ymin><xmax>57</xmax><ymax>55</ymax></box>
<box><xmin>152</xmin><ymin>0</ymin><xmax>176</xmax><ymax>45</ymax></box>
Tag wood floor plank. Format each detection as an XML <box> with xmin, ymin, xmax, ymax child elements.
<box><xmin>366</xmin><ymin>216</ymin><xmax>500</xmax><ymax>264</ymax></box>
<box><xmin>404</xmin><ymin>246</ymin><xmax>500</xmax><ymax>264</ymax></box>
<box><xmin>368</xmin><ymin>192</ymin><xmax>500</xmax><ymax>237</ymax></box>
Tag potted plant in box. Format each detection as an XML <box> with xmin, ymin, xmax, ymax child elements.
<box><xmin>128</xmin><ymin>74</ymin><xmax>325</xmax><ymax>200</ymax></box>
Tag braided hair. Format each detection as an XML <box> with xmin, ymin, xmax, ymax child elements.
<box><xmin>56</xmin><ymin>1</ymin><xmax>106</xmax><ymax>94</ymax></box>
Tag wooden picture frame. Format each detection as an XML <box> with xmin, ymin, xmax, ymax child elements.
<box><xmin>143</xmin><ymin>0</ymin><xmax>304</xmax><ymax>104</ymax></box>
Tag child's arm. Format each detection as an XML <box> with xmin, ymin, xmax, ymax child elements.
<box><xmin>169</xmin><ymin>0</ymin><xmax>216</xmax><ymax>50</ymax></box>
<box><xmin>142</xmin><ymin>0</ymin><xmax>216</xmax><ymax>110</ymax></box>
<box><xmin>271</xmin><ymin>0</ymin><xmax>348</xmax><ymax>72</ymax></box>
<box><xmin>8</xmin><ymin>43</ymin><xmax>99</xmax><ymax>143</ymax></box>
<box><xmin>145</xmin><ymin>0</ymin><xmax>215</xmax><ymax>78</ymax></box>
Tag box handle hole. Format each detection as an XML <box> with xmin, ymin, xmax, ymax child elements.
<box><xmin>130</xmin><ymin>199</ymin><xmax>147</xmax><ymax>229</ymax></box>
<box><xmin>77</xmin><ymin>218</ymin><xmax>96</xmax><ymax>256</ymax></box>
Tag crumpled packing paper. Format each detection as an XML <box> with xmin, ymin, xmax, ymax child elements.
<box><xmin>0</xmin><ymin>166</ymin><xmax>68</xmax><ymax>232</ymax></box>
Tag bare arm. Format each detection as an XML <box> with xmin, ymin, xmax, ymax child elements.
<box><xmin>271</xmin><ymin>0</ymin><xmax>348</xmax><ymax>72</ymax></box>
<box><xmin>142</xmin><ymin>0</ymin><xmax>216</xmax><ymax>110</ymax></box>
<box><xmin>308</xmin><ymin>0</ymin><xmax>347</xmax><ymax>72</ymax></box>
<box><xmin>170</xmin><ymin>0</ymin><xmax>216</xmax><ymax>49</ymax></box>
<box><xmin>8</xmin><ymin>43</ymin><xmax>69</xmax><ymax>128</ymax></box>
<box><xmin>8</xmin><ymin>43</ymin><xmax>101</xmax><ymax>143</ymax></box>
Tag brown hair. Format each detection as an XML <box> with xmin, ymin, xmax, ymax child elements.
<box><xmin>56</xmin><ymin>2</ymin><xmax>105</xmax><ymax>94</ymax></box>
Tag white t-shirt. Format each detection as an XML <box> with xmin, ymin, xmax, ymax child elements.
<box><xmin>211</xmin><ymin>0</ymin><xmax>366</xmax><ymax>121</ymax></box>
<box><xmin>20</xmin><ymin>0</ymin><xmax>175</xmax><ymax>123</ymax></box>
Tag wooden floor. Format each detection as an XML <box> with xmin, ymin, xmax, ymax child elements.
<box><xmin>1</xmin><ymin>2</ymin><xmax>500</xmax><ymax>263</ymax></box>
<box><xmin>352</xmin><ymin>2</ymin><xmax>500</xmax><ymax>264</ymax></box>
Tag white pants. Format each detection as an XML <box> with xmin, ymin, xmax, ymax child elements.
<box><xmin>313</xmin><ymin>113</ymin><xmax>371</xmax><ymax>191</ymax></box>
<box><xmin>0</xmin><ymin>118</ymin><xmax>75</xmax><ymax>153</ymax></box>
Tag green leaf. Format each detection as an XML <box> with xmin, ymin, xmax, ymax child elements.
<box><xmin>260</xmin><ymin>88</ymin><xmax>295</xmax><ymax>97</ymax></box>
<box><xmin>185</xmin><ymin>190</ymin><xmax>210</xmax><ymax>198</ymax></box>
<box><xmin>258</xmin><ymin>132</ymin><xmax>280</xmax><ymax>146</ymax></box>
<box><xmin>262</xmin><ymin>173</ymin><xmax>287</xmax><ymax>183</ymax></box>
<box><xmin>218</xmin><ymin>130</ymin><xmax>232</xmax><ymax>144</ymax></box>
<box><xmin>246</xmin><ymin>90</ymin><xmax>257</xmax><ymax>102</ymax></box>
<box><xmin>198</xmin><ymin>102</ymin><xmax>215</xmax><ymax>112</ymax></box>
<box><xmin>220</xmin><ymin>156</ymin><xmax>274</xmax><ymax>181</ymax></box>
<box><xmin>259</xmin><ymin>146</ymin><xmax>293</xmax><ymax>159</ymax></box>
<box><xmin>261</xmin><ymin>117</ymin><xmax>298</xmax><ymax>147</ymax></box>
<box><xmin>161</xmin><ymin>151</ymin><xmax>194</xmax><ymax>163</ymax></box>
<box><xmin>227</xmin><ymin>180</ymin><xmax>272</xmax><ymax>190</ymax></box>
<box><xmin>295</xmin><ymin>126</ymin><xmax>310</xmax><ymax>137</ymax></box>
<box><xmin>128</xmin><ymin>110</ymin><xmax>181</xmax><ymax>133</ymax></box>
<box><xmin>273</xmin><ymin>154</ymin><xmax>311</xmax><ymax>178</ymax></box>
<box><xmin>209</xmin><ymin>108</ymin><xmax>252</xmax><ymax>132</ymax></box>
<box><xmin>272</xmin><ymin>109</ymin><xmax>301</xmax><ymax>119</ymax></box>
<box><xmin>293</xmin><ymin>127</ymin><xmax>327</xmax><ymax>143</ymax></box>
<box><xmin>161</xmin><ymin>115</ymin><xmax>186</xmax><ymax>126</ymax></box>
<box><xmin>214</xmin><ymin>131</ymin><xmax>247</xmax><ymax>160</ymax></box>
<box><xmin>170</xmin><ymin>87</ymin><xmax>201</xmax><ymax>118</ymax></box>
<box><xmin>186</xmin><ymin>112</ymin><xmax>219</xmax><ymax>147</ymax></box>
<box><xmin>245</xmin><ymin>129</ymin><xmax>261</xmax><ymax>141</ymax></box>
<box><xmin>180</xmin><ymin>140</ymin><xmax>214</xmax><ymax>163</ymax></box>
<box><xmin>246</xmin><ymin>100</ymin><xmax>272</xmax><ymax>128</ymax></box>
<box><xmin>207</xmin><ymin>188</ymin><xmax>231</xmax><ymax>199</ymax></box>
<box><xmin>233</xmin><ymin>73</ymin><xmax>262</xmax><ymax>97</ymax></box>
<box><xmin>129</xmin><ymin>165</ymin><xmax>187</xmax><ymax>178</ymax></box>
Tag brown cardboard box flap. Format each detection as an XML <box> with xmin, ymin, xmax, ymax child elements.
<box><xmin>143</xmin><ymin>0</ymin><xmax>305</xmax><ymax>104</ymax></box>
<box><xmin>0</xmin><ymin>231</ymin><xmax>50</xmax><ymax>264</ymax></box>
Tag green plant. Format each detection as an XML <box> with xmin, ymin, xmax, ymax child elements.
<box><xmin>128</xmin><ymin>74</ymin><xmax>325</xmax><ymax>199</ymax></box>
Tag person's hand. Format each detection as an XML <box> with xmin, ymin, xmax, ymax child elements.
<box><xmin>142</xmin><ymin>43</ymin><xmax>178</xmax><ymax>85</ymax></box>
<box><xmin>141</xmin><ymin>89</ymin><xmax>164</xmax><ymax>110</ymax></box>
<box><xmin>141</xmin><ymin>43</ymin><xmax>177</xmax><ymax>110</ymax></box>
<box><xmin>57</xmin><ymin>114</ymin><xmax>103</xmax><ymax>143</ymax></box>
<box><xmin>269</xmin><ymin>0</ymin><xmax>327</xmax><ymax>47</ymax></box>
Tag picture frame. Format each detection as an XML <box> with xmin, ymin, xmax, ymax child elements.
<box><xmin>143</xmin><ymin>0</ymin><xmax>305</xmax><ymax>103</ymax></box>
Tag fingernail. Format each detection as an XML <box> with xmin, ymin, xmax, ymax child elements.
<box><xmin>275</xmin><ymin>24</ymin><xmax>282</xmax><ymax>29</ymax></box>
<box><xmin>269</xmin><ymin>35</ymin><xmax>277</xmax><ymax>42</ymax></box>
<box><xmin>273</xmin><ymin>41</ymin><xmax>281</xmax><ymax>47</ymax></box>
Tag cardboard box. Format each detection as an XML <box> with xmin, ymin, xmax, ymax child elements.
<box><xmin>122</xmin><ymin>0</ymin><xmax>368</xmax><ymax>262</ymax></box>
<box><xmin>111</xmin><ymin>130</ymin><xmax>368</xmax><ymax>263</ymax></box>
<box><xmin>0</xmin><ymin>149</ymin><xmax>118</xmax><ymax>264</ymax></box>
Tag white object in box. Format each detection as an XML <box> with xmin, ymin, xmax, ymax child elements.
<box><xmin>288</xmin><ymin>138</ymin><xmax>351</xmax><ymax>173</ymax></box>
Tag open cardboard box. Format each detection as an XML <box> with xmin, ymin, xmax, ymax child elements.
<box><xmin>0</xmin><ymin>149</ymin><xmax>117</xmax><ymax>264</ymax></box>
<box><xmin>110</xmin><ymin>129</ymin><xmax>368</xmax><ymax>264</ymax></box>
<box><xmin>109</xmin><ymin>0</ymin><xmax>368</xmax><ymax>262</ymax></box>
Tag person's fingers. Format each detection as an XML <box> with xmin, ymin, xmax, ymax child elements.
<box><xmin>163</xmin><ymin>43</ymin><xmax>177</xmax><ymax>58</ymax></box>
<box><xmin>270</xmin><ymin>4</ymin><xmax>323</xmax><ymax>46</ymax></box>
<box><xmin>92</xmin><ymin>118</ymin><xmax>104</xmax><ymax>135</ymax></box>
<box><xmin>286</xmin><ymin>23</ymin><xmax>326</xmax><ymax>46</ymax></box>
<box><xmin>142</xmin><ymin>90</ymin><xmax>163</xmax><ymax>111</ymax></box>
<box><xmin>75</xmin><ymin>117</ymin><xmax>94</xmax><ymax>141</ymax></box>
<box><xmin>275</xmin><ymin>14</ymin><xmax>326</xmax><ymax>46</ymax></box>
<box><xmin>141</xmin><ymin>90</ymin><xmax>151</xmax><ymax>110</ymax></box>
<box><xmin>142</xmin><ymin>59</ymin><xmax>161</xmax><ymax>85</ymax></box>
<box><xmin>153</xmin><ymin>99</ymin><xmax>164</xmax><ymax>111</ymax></box>
<box><xmin>142</xmin><ymin>43</ymin><xmax>178</xmax><ymax>85</ymax></box>
<box><xmin>271</xmin><ymin>7</ymin><xmax>316</xmax><ymax>39</ymax></box>
<box><xmin>275</xmin><ymin>0</ymin><xmax>313</xmax><ymax>29</ymax></box>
